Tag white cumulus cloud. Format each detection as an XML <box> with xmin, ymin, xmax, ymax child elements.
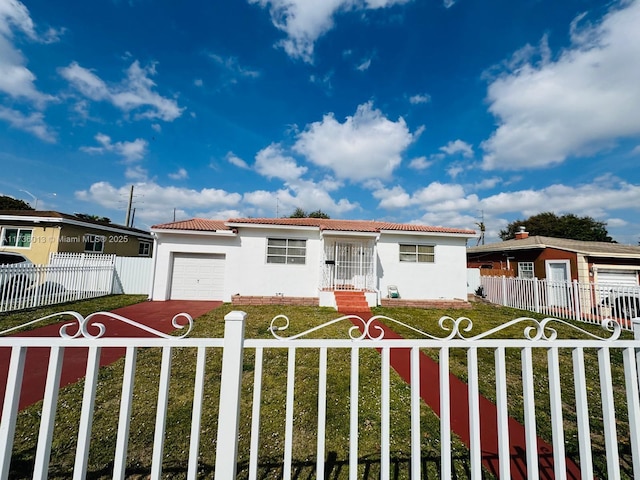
<box><xmin>294</xmin><ymin>101</ymin><xmax>415</xmax><ymax>181</ymax></box>
<box><xmin>0</xmin><ymin>0</ymin><xmax>57</xmax><ymax>106</ymax></box>
<box><xmin>440</xmin><ymin>139</ymin><xmax>474</xmax><ymax>158</ymax></box>
<box><xmin>409</xmin><ymin>93</ymin><xmax>430</xmax><ymax>105</ymax></box>
<box><xmin>168</xmin><ymin>168</ymin><xmax>188</xmax><ymax>180</ymax></box>
<box><xmin>81</xmin><ymin>133</ymin><xmax>148</xmax><ymax>162</ymax></box>
<box><xmin>255</xmin><ymin>143</ymin><xmax>308</xmax><ymax>181</ymax></box>
<box><xmin>482</xmin><ymin>1</ymin><xmax>640</xmax><ymax>170</ymax></box>
<box><xmin>59</xmin><ymin>60</ymin><xmax>184</xmax><ymax>121</ymax></box>
<box><xmin>249</xmin><ymin>0</ymin><xmax>411</xmax><ymax>62</ymax></box>
<box><xmin>0</xmin><ymin>106</ymin><xmax>55</xmax><ymax>142</ymax></box>
<box><xmin>226</xmin><ymin>151</ymin><xmax>251</xmax><ymax>169</ymax></box>
<box><xmin>75</xmin><ymin>181</ymin><xmax>243</xmax><ymax>226</ymax></box>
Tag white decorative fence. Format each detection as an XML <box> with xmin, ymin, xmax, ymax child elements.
<box><xmin>112</xmin><ymin>256</ymin><xmax>153</xmax><ymax>294</ymax></box>
<box><xmin>0</xmin><ymin>254</ymin><xmax>152</xmax><ymax>312</ymax></box>
<box><xmin>0</xmin><ymin>263</ymin><xmax>114</xmax><ymax>313</ymax></box>
<box><xmin>1</xmin><ymin>310</ymin><xmax>639</xmax><ymax>479</ymax></box>
<box><xmin>50</xmin><ymin>253</ymin><xmax>152</xmax><ymax>295</ymax></box>
<box><xmin>481</xmin><ymin>275</ymin><xmax>640</xmax><ymax>331</ymax></box>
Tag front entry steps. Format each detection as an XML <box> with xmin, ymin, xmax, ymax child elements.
<box><xmin>334</xmin><ymin>290</ymin><xmax>370</xmax><ymax>315</ymax></box>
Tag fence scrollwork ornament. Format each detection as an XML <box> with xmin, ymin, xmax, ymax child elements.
<box><xmin>269</xmin><ymin>313</ymin><xmax>623</xmax><ymax>342</ymax></box>
<box><xmin>0</xmin><ymin>310</ymin><xmax>194</xmax><ymax>339</ymax></box>
<box><xmin>269</xmin><ymin>314</ymin><xmax>372</xmax><ymax>341</ymax></box>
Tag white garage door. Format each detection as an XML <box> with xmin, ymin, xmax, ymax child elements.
<box><xmin>170</xmin><ymin>253</ymin><xmax>225</xmax><ymax>300</ymax></box>
<box><xmin>597</xmin><ymin>269</ymin><xmax>639</xmax><ymax>288</ymax></box>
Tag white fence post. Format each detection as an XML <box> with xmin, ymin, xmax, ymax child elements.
<box><xmin>214</xmin><ymin>310</ymin><xmax>247</xmax><ymax>480</ymax></box>
<box><xmin>501</xmin><ymin>276</ymin><xmax>507</xmax><ymax>306</ymax></box>
<box><xmin>573</xmin><ymin>280</ymin><xmax>581</xmax><ymax>322</ymax></box>
<box><xmin>633</xmin><ymin>318</ymin><xmax>640</xmax><ymax>384</ymax></box>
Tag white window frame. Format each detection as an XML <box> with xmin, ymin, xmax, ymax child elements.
<box><xmin>266</xmin><ymin>238</ymin><xmax>306</xmax><ymax>265</ymax></box>
<box><xmin>138</xmin><ymin>241</ymin><xmax>151</xmax><ymax>257</ymax></box>
<box><xmin>1</xmin><ymin>227</ymin><xmax>33</xmax><ymax>248</ymax></box>
<box><xmin>84</xmin><ymin>234</ymin><xmax>105</xmax><ymax>253</ymax></box>
<box><xmin>399</xmin><ymin>244</ymin><xmax>435</xmax><ymax>263</ymax></box>
<box><xmin>518</xmin><ymin>262</ymin><xmax>535</xmax><ymax>279</ymax></box>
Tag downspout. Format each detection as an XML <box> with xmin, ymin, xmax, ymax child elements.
<box><xmin>147</xmin><ymin>232</ymin><xmax>158</xmax><ymax>301</ymax></box>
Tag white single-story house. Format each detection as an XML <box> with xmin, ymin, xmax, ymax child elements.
<box><xmin>149</xmin><ymin>217</ymin><xmax>476</xmax><ymax>308</ymax></box>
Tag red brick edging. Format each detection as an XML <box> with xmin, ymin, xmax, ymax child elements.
<box><xmin>231</xmin><ymin>295</ymin><xmax>320</xmax><ymax>306</ymax></box>
<box><xmin>380</xmin><ymin>298</ymin><xmax>472</xmax><ymax>309</ymax></box>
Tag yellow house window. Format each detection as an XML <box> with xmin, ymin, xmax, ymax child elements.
<box><xmin>1</xmin><ymin>228</ymin><xmax>33</xmax><ymax>248</ymax></box>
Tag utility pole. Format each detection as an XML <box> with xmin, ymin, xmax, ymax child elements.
<box><xmin>125</xmin><ymin>185</ymin><xmax>134</xmax><ymax>227</ymax></box>
<box><xmin>476</xmin><ymin>210</ymin><xmax>486</xmax><ymax>246</ymax></box>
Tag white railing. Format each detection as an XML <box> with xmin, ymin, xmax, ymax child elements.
<box><xmin>481</xmin><ymin>275</ymin><xmax>640</xmax><ymax>330</ymax></box>
<box><xmin>1</xmin><ymin>310</ymin><xmax>639</xmax><ymax>479</ymax></box>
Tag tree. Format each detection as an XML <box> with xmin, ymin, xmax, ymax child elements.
<box><xmin>0</xmin><ymin>195</ymin><xmax>34</xmax><ymax>211</ymax></box>
<box><xmin>308</xmin><ymin>209</ymin><xmax>330</xmax><ymax>219</ymax></box>
<box><xmin>289</xmin><ymin>207</ymin><xmax>307</xmax><ymax>218</ymax></box>
<box><xmin>500</xmin><ymin>212</ymin><xmax>613</xmax><ymax>242</ymax></box>
<box><xmin>289</xmin><ymin>208</ymin><xmax>330</xmax><ymax>219</ymax></box>
<box><xmin>75</xmin><ymin>213</ymin><xmax>111</xmax><ymax>223</ymax></box>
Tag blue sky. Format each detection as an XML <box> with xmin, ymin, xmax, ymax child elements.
<box><xmin>1</xmin><ymin>0</ymin><xmax>639</xmax><ymax>244</ymax></box>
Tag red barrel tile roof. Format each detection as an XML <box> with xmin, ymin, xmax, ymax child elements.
<box><xmin>153</xmin><ymin>217</ymin><xmax>475</xmax><ymax>235</ymax></box>
<box><xmin>152</xmin><ymin>218</ymin><xmax>229</xmax><ymax>231</ymax></box>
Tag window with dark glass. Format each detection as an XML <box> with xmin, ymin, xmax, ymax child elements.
<box><xmin>399</xmin><ymin>244</ymin><xmax>435</xmax><ymax>263</ymax></box>
<box><xmin>138</xmin><ymin>241</ymin><xmax>151</xmax><ymax>256</ymax></box>
<box><xmin>1</xmin><ymin>228</ymin><xmax>32</xmax><ymax>248</ymax></box>
<box><xmin>267</xmin><ymin>238</ymin><xmax>306</xmax><ymax>264</ymax></box>
<box><xmin>84</xmin><ymin>234</ymin><xmax>105</xmax><ymax>253</ymax></box>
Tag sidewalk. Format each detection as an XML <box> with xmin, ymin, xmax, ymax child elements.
<box><xmin>0</xmin><ymin>300</ymin><xmax>221</xmax><ymax>411</ymax></box>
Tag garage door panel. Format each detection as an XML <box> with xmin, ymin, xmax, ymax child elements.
<box><xmin>597</xmin><ymin>269</ymin><xmax>639</xmax><ymax>288</ymax></box>
<box><xmin>170</xmin><ymin>253</ymin><xmax>225</xmax><ymax>300</ymax></box>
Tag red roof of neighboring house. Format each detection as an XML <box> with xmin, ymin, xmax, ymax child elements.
<box><xmin>0</xmin><ymin>210</ymin><xmax>150</xmax><ymax>235</ymax></box>
<box><xmin>152</xmin><ymin>217</ymin><xmax>475</xmax><ymax>235</ymax></box>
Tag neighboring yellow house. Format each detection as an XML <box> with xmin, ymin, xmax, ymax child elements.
<box><xmin>0</xmin><ymin>211</ymin><xmax>153</xmax><ymax>265</ymax></box>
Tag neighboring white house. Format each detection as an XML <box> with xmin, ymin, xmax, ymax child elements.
<box><xmin>149</xmin><ymin>217</ymin><xmax>476</xmax><ymax>307</ymax></box>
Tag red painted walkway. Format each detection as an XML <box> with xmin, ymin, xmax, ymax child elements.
<box><xmin>339</xmin><ymin>305</ymin><xmax>581</xmax><ymax>480</ymax></box>
<box><xmin>0</xmin><ymin>300</ymin><xmax>221</xmax><ymax>412</ymax></box>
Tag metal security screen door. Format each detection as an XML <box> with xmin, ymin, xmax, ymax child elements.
<box><xmin>326</xmin><ymin>241</ymin><xmax>375</xmax><ymax>291</ymax></box>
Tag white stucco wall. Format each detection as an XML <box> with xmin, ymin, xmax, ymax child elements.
<box><xmin>224</xmin><ymin>227</ymin><xmax>321</xmax><ymax>298</ymax></box>
<box><xmin>150</xmin><ymin>226</ymin><xmax>471</xmax><ymax>303</ymax></box>
<box><xmin>376</xmin><ymin>233</ymin><xmax>469</xmax><ymax>300</ymax></box>
<box><xmin>150</xmin><ymin>227</ymin><xmax>322</xmax><ymax>302</ymax></box>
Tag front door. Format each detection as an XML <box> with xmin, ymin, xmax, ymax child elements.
<box><xmin>546</xmin><ymin>260</ymin><xmax>570</xmax><ymax>307</ymax></box>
